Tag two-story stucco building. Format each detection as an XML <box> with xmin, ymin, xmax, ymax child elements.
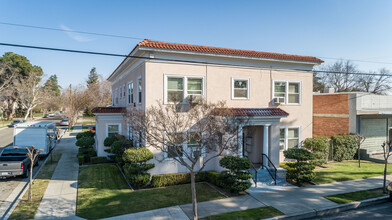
<box><xmin>92</xmin><ymin>40</ymin><xmax>323</xmax><ymax>181</ymax></box>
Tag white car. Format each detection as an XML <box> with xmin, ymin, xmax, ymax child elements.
<box><xmin>59</xmin><ymin>119</ymin><xmax>69</xmax><ymax>126</ymax></box>
<box><xmin>48</xmin><ymin>113</ymin><xmax>55</xmax><ymax>117</ymax></box>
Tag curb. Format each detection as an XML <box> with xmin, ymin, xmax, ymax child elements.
<box><xmin>265</xmin><ymin>196</ymin><xmax>390</xmax><ymax>220</ymax></box>
<box><xmin>1</xmin><ymin>153</ymin><xmax>54</xmax><ymax>220</ymax></box>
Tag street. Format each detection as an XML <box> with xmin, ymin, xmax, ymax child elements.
<box><xmin>0</xmin><ymin>116</ymin><xmax>68</xmax><ymax>208</ymax></box>
<box><xmin>312</xmin><ymin>202</ymin><xmax>392</xmax><ymax>220</ymax></box>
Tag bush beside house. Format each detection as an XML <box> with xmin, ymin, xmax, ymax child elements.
<box><xmin>330</xmin><ymin>134</ymin><xmax>357</xmax><ymax>161</ymax></box>
<box><xmin>76</xmin><ymin>131</ymin><xmax>96</xmax><ymax>164</ymax></box>
<box><xmin>122</xmin><ymin>147</ymin><xmax>154</xmax><ymax>188</ymax></box>
<box><xmin>283</xmin><ymin>148</ymin><xmax>315</xmax><ymax>185</ymax></box>
<box><xmin>303</xmin><ymin>136</ymin><xmax>330</xmax><ymax>165</ymax></box>
<box><xmin>219</xmin><ymin>156</ymin><xmax>252</xmax><ymax>193</ymax></box>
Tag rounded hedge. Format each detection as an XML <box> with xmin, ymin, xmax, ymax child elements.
<box><xmin>122</xmin><ymin>147</ymin><xmax>153</xmax><ymax>164</ymax></box>
<box><xmin>75</xmin><ymin>136</ymin><xmax>95</xmax><ymax>148</ymax></box>
<box><xmin>104</xmin><ymin>135</ymin><xmax>118</xmax><ymax>147</ymax></box>
<box><xmin>219</xmin><ymin>156</ymin><xmax>251</xmax><ymax>171</ymax></box>
<box><xmin>283</xmin><ymin>148</ymin><xmax>314</xmax><ymax>161</ymax></box>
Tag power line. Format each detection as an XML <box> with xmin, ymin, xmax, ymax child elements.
<box><xmin>2</xmin><ymin>22</ymin><xmax>392</xmax><ymax>66</ymax></box>
<box><xmin>0</xmin><ymin>22</ymin><xmax>146</xmax><ymax>40</ymax></box>
<box><xmin>1</xmin><ymin>42</ymin><xmax>392</xmax><ymax>77</ymax></box>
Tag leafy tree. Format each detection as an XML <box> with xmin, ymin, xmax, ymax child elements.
<box><xmin>87</xmin><ymin>67</ymin><xmax>99</xmax><ymax>86</ymax></box>
<box><xmin>283</xmin><ymin>148</ymin><xmax>316</xmax><ymax>185</ymax></box>
<box><xmin>44</xmin><ymin>74</ymin><xmax>61</xmax><ymax>97</ymax></box>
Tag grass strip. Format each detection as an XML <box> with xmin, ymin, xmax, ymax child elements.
<box><xmin>324</xmin><ymin>188</ymin><xmax>387</xmax><ymax>204</ymax></box>
<box><xmin>201</xmin><ymin>206</ymin><xmax>283</xmax><ymax>220</ymax></box>
<box><xmin>9</xmin><ymin>154</ymin><xmax>62</xmax><ymax>220</ymax></box>
<box><xmin>314</xmin><ymin>160</ymin><xmax>392</xmax><ymax>185</ymax></box>
<box><xmin>77</xmin><ymin>164</ymin><xmax>226</xmax><ymax>219</ymax></box>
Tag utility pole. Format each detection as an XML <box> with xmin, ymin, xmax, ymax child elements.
<box><xmin>69</xmin><ymin>84</ymin><xmax>73</xmax><ymax>127</ymax></box>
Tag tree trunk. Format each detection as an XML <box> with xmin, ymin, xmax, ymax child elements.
<box><xmin>24</xmin><ymin>107</ymin><xmax>31</xmax><ymax>121</ymax></box>
<box><xmin>191</xmin><ymin>171</ymin><xmax>198</xmax><ymax>220</ymax></box>
<box><xmin>383</xmin><ymin>160</ymin><xmax>388</xmax><ymax>194</ymax></box>
<box><xmin>28</xmin><ymin>162</ymin><xmax>33</xmax><ymax>201</ymax></box>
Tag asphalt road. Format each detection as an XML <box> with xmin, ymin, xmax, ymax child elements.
<box><xmin>0</xmin><ymin>115</ymin><xmax>68</xmax><ymax>208</ymax></box>
<box><xmin>312</xmin><ymin>202</ymin><xmax>392</xmax><ymax>220</ymax></box>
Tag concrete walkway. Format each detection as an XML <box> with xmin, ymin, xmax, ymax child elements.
<box><xmin>34</xmin><ymin>123</ymin><xmax>81</xmax><ymax>219</ymax></box>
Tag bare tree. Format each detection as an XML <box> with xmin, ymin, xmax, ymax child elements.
<box><xmin>315</xmin><ymin>60</ymin><xmax>359</xmax><ymax>92</ymax></box>
<box><xmin>354</xmin><ymin>134</ymin><xmax>366</xmax><ymax>168</ymax></box>
<box><xmin>26</xmin><ymin>146</ymin><xmax>43</xmax><ymax>202</ymax></box>
<box><xmin>0</xmin><ymin>61</ymin><xmax>17</xmax><ymax>95</ymax></box>
<box><xmin>127</xmin><ymin>101</ymin><xmax>246</xmax><ymax>220</ymax></box>
<box><xmin>381</xmin><ymin>141</ymin><xmax>392</xmax><ymax>194</ymax></box>
<box><xmin>356</xmin><ymin>68</ymin><xmax>392</xmax><ymax>94</ymax></box>
<box><xmin>13</xmin><ymin>70</ymin><xmax>44</xmax><ymax>120</ymax></box>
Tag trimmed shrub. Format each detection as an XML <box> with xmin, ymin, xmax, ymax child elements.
<box><xmin>219</xmin><ymin>156</ymin><xmax>252</xmax><ymax>193</ymax></box>
<box><xmin>90</xmin><ymin>156</ymin><xmax>108</xmax><ymax>164</ymax></box>
<box><xmin>150</xmin><ymin>171</ymin><xmax>222</xmax><ymax>188</ymax></box>
<box><xmin>76</xmin><ymin>131</ymin><xmax>95</xmax><ymax>140</ymax></box>
<box><xmin>122</xmin><ymin>147</ymin><xmax>153</xmax><ymax>164</ymax></box>
<box><xmin>304</xmin><ymin>136</ymin><xmax>330</xmax><ymax>165</ymax></box>
<box><xmin>122</xmin><ymin>147</ymin><xmax>154</xmax><ymax>188</ymax></box>
<box><xmin>104</xmin><ymin>135</ymin><xmax>118</xmax><ymax>147</ymax></box>
<box><xmin>77</xmin><ymin>147</ymin><xmax>96</xmax><ymax>163</ymax></box>
<box><xmin>76</xmin><ymin>136</ymin><xmax>95</xmax><ymax>148</ymax></box>
<box><xmin>128</xmin><ymin>173</ymin><xmax>151</xmax><ymax>188</ymax></box>
<box><xmin>331</xmin><ymin>134</ymin><xmax>357</xmax><ymax>162</ymax></box>
<box><xmin>78</xmin><ymin>155</ymin><xmax>84</xmax><ymax>165</ymax></box>
<box><xmin>283</xmin><ymin>148</ymin><xmax>316</xmax><ymax>184</ymax></box>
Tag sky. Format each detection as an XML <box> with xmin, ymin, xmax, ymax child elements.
<box><xmin>0</xmin><ymin>0</ymin><xmax>392</xmax><ymax>88</ymax></box>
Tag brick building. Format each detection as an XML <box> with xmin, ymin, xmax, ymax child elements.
<box><xmin>313</xmin><ymin>92</ymin><xmax>392</xmax><ymax>155</ymax></box>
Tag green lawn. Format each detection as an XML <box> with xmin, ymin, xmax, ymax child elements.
<box><xmin>314</xmin><ymin>160</ymin><xmax>392</xmax><ymax>185</ymax></box>
<box><xmin>77</xmin><ymin>164</ymin><xmax>226</xmax><ymax>219</ymax></box>
<box><xmin>10</xmin><ymin>154</ymin><xmax>62</xmax><ymax>220</ymax></box>
<box><xmin>201</xmin><ymin>206</ymin><xmax>283</xmax><ymax>220</ymax></box>
<box><xmin>82</xmin><ymin>116</ymin><xmax>95</xmax><ymax>127</ymax></box>
<box><xmin>324</xmin><ymin>188</ymin><xmax>387</xmax><ymax>204</ymax></box>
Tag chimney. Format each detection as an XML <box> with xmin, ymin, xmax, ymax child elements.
<box><xmin>323</xmin><ymin>87</ymin><xmax>335</xmax><ymax>94</ymax></box>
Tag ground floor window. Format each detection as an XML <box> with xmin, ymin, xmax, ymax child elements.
<box><xmin>280</xmin><ymin>127</ymin><xmax>300</xmax><ymax>150</ymax></box>
<box><xmin>106</xmin><ymin>124</ymin><xmax>121</xmax><ymax>137</ymax></box>
<box><xmin>166</xmin><ymin>132</ymin><xmax>184</xmax><ymax>158</ymax></box>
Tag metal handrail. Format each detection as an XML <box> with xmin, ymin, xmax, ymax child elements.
<box><xmin>244</xmin><ymin>155</ymin><xmax>257</xmax><ymax>187</ymax></box>
<box><xmin>261</xmin><ymin>153</ymin><xmax>277</xmax><ymax>185</ymax></box>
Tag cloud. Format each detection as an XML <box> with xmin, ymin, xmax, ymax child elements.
<box><xmin>60</xmin><ymin>24</ymin><xmax>94</xmax><ymax>42</ymax></box>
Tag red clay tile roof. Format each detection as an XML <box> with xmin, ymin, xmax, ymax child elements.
<box><xmin>91</xmin><ymin>107</ymin><xmax>126</xmax><ymax>114</ymax></box>
<box><xmin>213</xmin><ymin>108</ymin><xmax>289</xmax><ymax>117</ymax></box>
<box><xmin>138</xmin><ymin>40</ymin><xmax>324</xmax><ymax>63</ymax></box>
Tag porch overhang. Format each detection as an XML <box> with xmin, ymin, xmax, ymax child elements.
<box><xmin>91</xmin><ymin>107</ymin><xmax>126</xmax><ymax>115</ymax></box>
<box><xmin>213</xmin><ymin>108</ymin><xmax>288</xmax><ymax>126</ymax></box>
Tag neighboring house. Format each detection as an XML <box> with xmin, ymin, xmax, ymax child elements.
<box><xmin>92</xmin><ymin>40</ymin><xmax>323</xmax><ymax>178</ymax></box>
<box><xmin>313</xmin><ymin>91</ymin><xmax>392</xmax><ymax>156</ymax></box>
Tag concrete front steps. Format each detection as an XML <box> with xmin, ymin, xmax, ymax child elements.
<box><xmin>250</xmin><ymin>167</ymin><xmax>287</xmax><ymax>186</ymax></box>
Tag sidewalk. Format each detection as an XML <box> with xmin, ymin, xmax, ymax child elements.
<box><xmin>102</xmin><ymin>175</ymin><xmax>391</xmax><ymax>220</ymax></box>
<box><xmin>34</xmin><ymin>122</ymin><xmax>82</xmax><ymax>219</ymax></box>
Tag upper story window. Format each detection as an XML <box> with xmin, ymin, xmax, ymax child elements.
<box><xmin>123</xmin><ymin>85</ymin><xmax>126</xmax><ymax>97</ymax></box>
<box><xmin>232</xmin><ymin>78</ymin><xmax>249</xmax><ymax>99</ymax></box>
<box><xmin>128</xmin><ymin>82</ymin><xmax>134</xmax><ymax>104</ymax></box>
<box><xmin>137</xmin><ymin>77</ymin><xmax>142</xmax><ymax>104</ymax></box>
<box><xmin>114</xmin><ymin>88</ymin><xmax>119</xmax><ymax>105</ymax></box>
<box><xmin>273</xmin><ymin>81</ymin><xmax>301</xmax><ymax>104</ymax></box>
<box><xmin>280</xmin><ymin>127</ymin><xmax>300</xmax><ymax>150</ymax></box>
<box><xmin>165</xmin><ymin>75</ymin><xmax>204</xmax><ymax>104</ymax></box>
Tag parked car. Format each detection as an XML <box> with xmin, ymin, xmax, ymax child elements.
<box><xmin>43</xmin><ymin>114</ymin><xmax>49</xmax><ymax>118</ymax></box>
<box><xmin>0</xmin><ymin>146</ymin><xmax>39</xmax><ymax>179</ymax></box>
<box><xmin>48</xmin><ymin>113</ymin><xmax>55</xmax><ymax>117</ymax></box>
<box><xmin>14</xmin><ymin>121</ymin><xmax>57</xmax><ymax>157</ymax></box>
<box><xmin>59</xmin><ymin>119</ymin><xmax>69</xmax><ymax>126</ymax></box>
<box><xmin>9</xmin><ymin>120</ymin><xmax>22</xmax><ymax>127</ymax></box>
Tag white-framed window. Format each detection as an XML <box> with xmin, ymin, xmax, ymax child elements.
<box><xmin>114</xmin><ymin>88</ymin><xmax>119</xmax><ymax>105</ymax></box>
<box><xmin>280</xmin><ymin>127</ymin><xmax>300</xmax><ymax>150</ymax></box>
<box><xmin>137</xmin><ymin>77</ymin><xmax>142</xmax><ymax>104</ymax></box>
<box><xmin>106</xmin><ymin>123</ymin><xmax>121</xmax><ymax>137</ymax></box>
<box><xmin>166</xmin><ymin>132</ymin><xmax>184</xmax><ymax>158</ymax></box>
<box><xmin>123</xmin><ymin>84</ymin><xmax>126</xmax><ymax>98</ymax></box>
<box><xmin>119</xmin><ymin>87</ymin><xmax>122</xmax><ymax>99</ymax></box>
<box><xmin>127</xmin><ymin>125</ymin><xmax>133</xmax><ymax>141</ymax></box>
<box><xmin>186</xmin><ymin>131</ymin><xmax>204</xmax><ymax>158</ymax></box>
<box><xmin>232</xmin><ymin>78</ymin><xmax>250</xmax><ymax>99</ymax></box>
<box><xmin>128</xmin><ymin>81</ymin><xmax>134</xmax><ymax>104</ymax></box>
<box><xmin>164</xmin><ymin>75</ymin><xmax>205</xmax><ymax>104</ymax></box>
<box><xmin>273</xmin><ymin>81</ymin><xmax>301</xmax><ymax>104</ymax></box>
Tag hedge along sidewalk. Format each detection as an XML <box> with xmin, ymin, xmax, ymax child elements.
<box><xmin>34</xmin><ymin>122</ymin><xmax>82</xmax><ymax>219</ymax></box>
